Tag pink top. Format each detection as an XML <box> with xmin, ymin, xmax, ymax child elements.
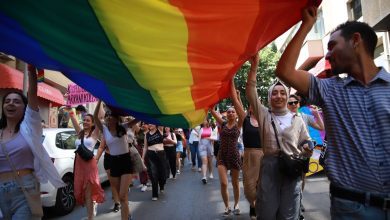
<box><xmin>0</xmin><ymin>132</ymin><xmax>34</xmax><ymax>173</ymax></box>
<box><xmin>201</xmin><ymin>127</ymin><xmax>212</xmax><ymax>139</ymax></box>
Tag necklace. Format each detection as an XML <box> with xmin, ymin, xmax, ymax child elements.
<box><xmin>275</xmin><ymin>117</ymin><xmax>286</xmax><ymax>127</ymax></box>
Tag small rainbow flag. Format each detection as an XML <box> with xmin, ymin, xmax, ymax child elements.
<box><xmin>0</xmin><ymin>0</ymin><xmax>320</xmax><ymax>127</ymax></box>
<box><xmin>37</xmin><ymin>69</ymin><xmax>44</xmax><ymax>83</ymax></box>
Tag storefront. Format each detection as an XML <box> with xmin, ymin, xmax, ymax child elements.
<box><xmin>0</xmin><ymin>63</ymin><xmax>65</xmax><ymax>127</ymax></box>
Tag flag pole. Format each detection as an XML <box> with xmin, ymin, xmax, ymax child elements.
<box><xmin>23</xmin><ymin>62</ymin><xmax>28</xmax><ymax>96</ymax></box>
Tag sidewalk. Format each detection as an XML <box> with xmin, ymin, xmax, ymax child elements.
<box><xmin>302</xmin><ymin>174</ymin><xmax>331</xmax><ymax>220</ymax></box>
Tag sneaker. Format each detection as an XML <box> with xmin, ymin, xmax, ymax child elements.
<box><xmin>249</xmin><ymin>206</ymin><xmax>256</xmax><ymax>219</ymax></box>
<box><xmin>222</xmin><ymin>207</ymin><xmax>231</xmax><ymax>217</ymax></box>
<box><xmin>198</xmin><ymin>168</ymin><xmax>202</xmax><ymax>172</ymax></box>
<box><xmin>233</xmin><ymin>205</ymin><xmax>240</xmax><ymax>215</ymax></box>
<box><xmin>202</xmin><ymin>177</ymin><xmax>207</xmax><ymax>184</ymax></box>
<box><xmin>113</xmin><ymin>203</ymin><xmax>120</xmax><ymax>212</ymax></box>
<box><xmin>192</xmin><ymin>166</ymin><xmax>196</xmax><ymax>171</ymax></box>
<box><xmin>177</xmin><ymin>170</ymin><xmax>181</xmax><ymax>174</ymax></box>
<box><xmin>140</xmin><ymin>184</ymin><xmax>147</xmax><ymax>192</ymax></box>
<box><xmin>152</xmin><ymin>197</ymin><xmax>158</xmax><ymax>201</ymax></box>
<box><xmin>299</xmin><ymin>214</ymin><xmax>305</xmax><ymax>220</ymax></box>
<box><xmin>209</xmin><ymin>174</ymin><xmax>214</xmax><ymax>179</ymax></box>
<box><xmin>93</xmin><ymin>201</ymin><xmax>98</xmax><ymax>216</ymax></box>
<box><xmin>160</xmin><ymin>189</ymin><xmax>165</xmax><ymax>194</ymax></box>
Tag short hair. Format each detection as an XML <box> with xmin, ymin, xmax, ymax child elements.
<box><xmin>332</xmin><ymin>21</ymin><xmax>377</xmax><ymax>57</ymax></box>
<box><xmin>289</xmin><ymin>94</ymin><xmax>301</xmax><ymax>102</ymax></box>
<box><xmin>75</xmin><ymin>105</ymin><xmax>87</xmax><ymax>113</ymax></box>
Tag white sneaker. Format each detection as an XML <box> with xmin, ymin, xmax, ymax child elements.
<box><xmin>152</xmin><ymin>197</ymin><xmax>158</xmax><ymax>201</ymax></box>
<box><xmin>198</xmin><ymin>168</ymin><xmax>202</xmax><ymax>172</ymax></box>
<box><xmin>141</xmin><ymin>184</ymin><xmax>147</xmax><ymax>192</ymax></box>
<box><xmin>176</xmin><ymin>170</ymin><xmax>181</xmax><ymax>174</ymax></box>
<box><xmin>93</xmin><ymin>201</ymin><xmax>98</xmax><ymax>216</ymax></box>
<box><xmin>209</xmin><ymin>174</ymin><xmax>214</xmax><ymax>179</ymax></box>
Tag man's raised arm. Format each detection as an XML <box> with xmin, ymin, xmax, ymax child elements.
<box><xmin>275</xmin><ymin>6</ymin><xmax>318</xmax><ymax>96</ymax></box>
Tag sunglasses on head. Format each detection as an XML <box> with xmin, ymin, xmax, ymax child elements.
<box><xmin>288</xmin><ymin>101</ymin><xmax>299</xmax><ymax>105</ymax></box>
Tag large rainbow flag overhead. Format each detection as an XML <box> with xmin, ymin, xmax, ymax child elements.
<box><xmin>0</xmin><ymin>0</ymin><xmax>319</xmax><ymax>127</ymax></box>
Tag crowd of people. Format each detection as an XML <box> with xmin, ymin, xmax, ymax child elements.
<box><xmin>0</xmin><ymin>5</ymin><xmax>389</xmax><ymax>220</ymax></box>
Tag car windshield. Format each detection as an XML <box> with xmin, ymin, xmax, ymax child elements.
<box><xmin>55</xmin><ymin>131</ymin><xmax>77</xmax><ymax>150</ymax></box>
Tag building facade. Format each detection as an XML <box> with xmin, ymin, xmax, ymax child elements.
<box><xmin>275</xmin><ymin>0</ymin><xmax>390</xmax><ymax>74</ymax></box>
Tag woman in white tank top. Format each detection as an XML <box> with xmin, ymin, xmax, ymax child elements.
<box><xmin>69</xmin><ymin>111</ymin><xmax>104</xmax><ymax>220</ymax></box>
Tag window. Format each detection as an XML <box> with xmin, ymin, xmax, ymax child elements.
<box><xmin>55</xmin><ymin>131</ymin><xmax>77</xmax><ymax>150</ymax></box>
<box><xmin>350</xmin><ymin>0</ymin><xmax>362</xmax><ymax>20</ymax></box>
<box><xmin>307</xmin><ymin>9</ymin><xmax>325</xmax><ymax>40</ymax></box>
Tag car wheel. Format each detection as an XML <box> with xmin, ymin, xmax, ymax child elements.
<box><xmin>54</xmin><ymin>174</ymin><xmax>75</xmax><ymax>215</ymax></box>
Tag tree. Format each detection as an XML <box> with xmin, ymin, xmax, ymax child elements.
<box><xmin>216</xmin><ymin>43</ymin><xmax>280</xmax><ymax>111</ymax></box>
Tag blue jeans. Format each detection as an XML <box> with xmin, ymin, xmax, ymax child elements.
<box><xmin>190</xmin><ymin>141</ymin><xmax>201</xmax><ymax>168</ymax></box>
<box><xmin>331</xmin><ymin>196</ymin><xmax>390</xmax><ymax>220</ymax></box>
<box><xmin>0</xmin><ymin>174</ymin><xmax>38</xmax><ymax>220</ymax></box>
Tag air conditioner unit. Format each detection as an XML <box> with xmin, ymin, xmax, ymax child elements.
<box><xmin>0</xmin><ymin>52</ymin><xmax>14</xmax><ymax>61</ymax></box>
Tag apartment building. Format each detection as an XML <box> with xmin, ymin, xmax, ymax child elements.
<box><xmin>275</xmin><ymin>0</ymin><xmax>390</xmax><ymax>76</ymax></box>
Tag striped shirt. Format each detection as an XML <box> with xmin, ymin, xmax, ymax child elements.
<box><xmin>308</xmin><ymin>68</ymin><xmax>390</xmax><ymax>193</ymax></box>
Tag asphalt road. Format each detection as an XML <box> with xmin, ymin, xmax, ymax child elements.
<box><xmin>43</xmin><ymin>159</ymin><xmax>330</xmax><ymax>220</ymax></box>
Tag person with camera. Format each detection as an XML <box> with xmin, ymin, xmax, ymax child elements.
<box><xmin>246</xmin><ymin>54</ymin><xmax>313</xmax><ymax>220</ymax></box>
<box><xmin>69</xmin><ymin>108</ymin><xmax>105</xmax><ymax>220</ymax></box>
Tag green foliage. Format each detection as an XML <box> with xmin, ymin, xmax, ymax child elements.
<box><xmin>216</xmin><ymin>43</ymin><xmax>280</xmax><ymax>111</ymax></box>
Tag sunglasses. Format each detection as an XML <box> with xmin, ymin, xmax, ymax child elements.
<box><xmin>288</xmin><ymin>101</ymin><xmax>299</xmax><ymax>106</ymax></box>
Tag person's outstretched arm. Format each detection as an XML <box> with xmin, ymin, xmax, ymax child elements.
<box><xmin>27</xmin><ymin>65</ymin><xmax>39</xmax><ymax>111</ymax></box>
<box><xmin>309</xmin><ymin>106</ymin><xmax>325</xmax><ymax>131</ymax></box>
<box><xmin>210</xmin><ymin>108</ymin><xmax>224</xmax><ymax>125</ymax></box>
<box><xmin>275</xmin><ymin>6</ymin><xmax>318</xmax><ymax>96</ymax></box>
<box><xmin>245</xmin><ymin>53</ymin><xmax>261</xmax><ymax>121</ymax></box>
<box><xmin>68</xmin><ymin>109</ymin><xmax>81</xmax><ymax>134</ymax></box>
<box><xmin>93</xmin><ymin>100</ymin><xmax>103</xmax><ymax>132</ymax></box>
<box><xmin>230</xmin><ymin>80</ymin><xmax>245</xmax><ymax>129</ymax></box>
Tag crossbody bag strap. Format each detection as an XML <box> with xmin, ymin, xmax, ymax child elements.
<box><xmin>0</xmin><ymin>133</ymin><xmax>29</xmax><ymax>195</ymax></box>
<box><xmin>270</xmin><ymin>113</ymin><xmax>282</xmax><ymax>150</ymax></box>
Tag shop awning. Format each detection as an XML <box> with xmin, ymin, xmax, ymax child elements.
<box><xmin>308</xmin><ymin>57</ymin><xmax>331</xmax><ymax>78</ymax></box>
<box><xmin>0</xmin><ymin>63</ymin><xmax>65</xmax><ymax>106</ymax></box>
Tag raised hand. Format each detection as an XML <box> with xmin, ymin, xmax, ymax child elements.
<box><xmin>302</xmin><ymin>6</ymin><xmax>317</xmax><ymax>28</ymax></box>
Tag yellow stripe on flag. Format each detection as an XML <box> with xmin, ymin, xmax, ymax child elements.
<box><xmin>90</xmin><ymin>0</ymin><xmax>195</xmax><ymax>114</ymax></box>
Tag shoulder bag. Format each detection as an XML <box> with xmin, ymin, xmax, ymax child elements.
<box><xmin>129</xmin><ymin>146</ymin><xmax>146</xmax><ymax>173</ymax></box>
<box><xmin>75</xmin><ymin>136</ymin><xmax>94</xmax><ymax>161</ymax></box>
<box><xmin>0</xmin><ymin>141</ymin><xmax>44</xmax><ymax>217</ymax></box>
<box><xmin>270</xmin><ymin>115</ymin><xmax>309</xmax><ymax>179</ymax></box>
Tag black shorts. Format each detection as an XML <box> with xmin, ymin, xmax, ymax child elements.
<box><xmin>104</xmin><ymin>153</ymin><xmax>113</xmax><ymax>170</ymax></box>
<box><xmin>110</xmin><ymin>153</ymin><xmax>132</xmax><ymax>177</ymax></box>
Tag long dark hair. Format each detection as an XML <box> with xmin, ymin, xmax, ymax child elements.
<box><xmin>106</xmin><ymin>112</ymin><xmax>126</xmax><ymax>137</ymax></box>
<box><xmin>78</xmin><ymin>114</ymin><xmax>95</xmax><ymax>139</ymax></box>
<box><xmin>0</xmin><ymin>91</ymin><xmax>28</xmax><ymax>133</ymax></box>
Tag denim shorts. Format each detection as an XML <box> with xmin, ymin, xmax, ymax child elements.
<box><xmin>0</xmin><ymin>174</ymin><xmax>39</xmax><ymax>220</ymax></box>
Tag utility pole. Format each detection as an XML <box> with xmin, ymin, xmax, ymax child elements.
<box><xmin>23</xmin><ymin>62</ymin><xmax>28</xmax><ymax>96</ymax></box>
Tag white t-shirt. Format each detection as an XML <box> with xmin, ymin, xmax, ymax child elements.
<box><xmin>275</xmin><ymin>112</ymin><xmax>294</xmax><ymax>131</ymax></box>
<box><xmin>103</xmin><ymin>125</ymin><xmax>129</xmax><ymax>155</ymax></box>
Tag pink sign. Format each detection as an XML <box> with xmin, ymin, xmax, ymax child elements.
<box><xmin>66</xmin><ymin>83</ymin><xmax>97</xmax><ymax>106</ymax></box>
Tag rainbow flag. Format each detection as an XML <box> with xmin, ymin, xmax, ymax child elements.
<box><xmin>0</xmin><ymin>0</ymin><xmax>319</xmax><ymax>127</ymax></box>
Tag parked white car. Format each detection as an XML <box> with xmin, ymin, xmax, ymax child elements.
<box><xmin>40</xmin><ymin>128</ymin><xmax>108</xmax><ymax>215</ymax></box>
